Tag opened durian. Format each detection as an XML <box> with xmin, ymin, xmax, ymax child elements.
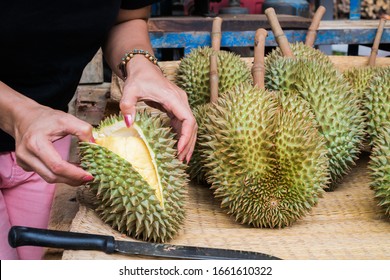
<box><xmin>368</xmin><ymin>125</ymin><xmax>390</xmax><ymax>218</ymax></box>
<box><xmin>264</xmin><ymin>8</ymin><xmax>365</xmax><ymax>188</ymax></box>
<box><xmin>79</xmin><ymin>111</ymin><xmax>188</xmax><ymax>242</ymax></box>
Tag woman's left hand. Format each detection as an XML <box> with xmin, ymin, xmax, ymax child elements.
<box><xmin>119</xmin><ymin>55</ymin><xmax>197</xmax><ymax>163</ymax></box>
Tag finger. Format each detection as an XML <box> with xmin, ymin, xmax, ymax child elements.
<box><xmin>18</xmin><ymin>139</ymin><xmax>93</xmax><ymax>186</ymax></box>
<box><xmin>120</xmin><ymin>85</ymin><xmax>139</xmax><ymax>127</ymax></box>
<box><xmin>176</xmin><ymin>117</ymin><xmax>197</xmax><ymax>161</ymax></box>
<box><xmin>179</xmin><ymin>125</ymin><xmax>197</xmax><ymax>163</ymax></box>
<box><xmin>59</xmin><ymin>114</ymin><xmax>94</xmax><ymax>143</ymax></box>
<box><xmin>186</xmin><ymin>129</ymin><xmax>197</xmax><ymax>163</ymax></box>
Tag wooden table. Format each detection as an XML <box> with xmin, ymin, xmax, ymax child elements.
<box><xmin>147</xmin><ymin>15</ymin><xmax>390</xmax><ymax>54</ymax></box>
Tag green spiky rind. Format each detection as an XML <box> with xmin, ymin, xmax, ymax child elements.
<box><xmin>343</xmin><ymin>66</ymin><xmax>381</xmax><ymax>101</ymax></box>
<box><xmin>199</xmin><ymin>84</ymin><xmax>329</xmax><ymax>228</ymax></box>
<box><xmin>175</xmin><ymin>47</ymin><xmax>251</xmax><ymax>108</ymax></box>
<box><xmin>368</xmin><ymin>126</ymin><xmax>390</xmax><ymax>218</ymax></box>
<box><xmin>186</xmin><ymin>104</ymin><xmax>212</xmax><ymax>184</ymax></box>
<box><xmin>266</xmin><ymin>42</ymin><xmax>333</xmax><ymax>67</ymax></box>
<box><xmin>365</xmin><ymin>66</ymin><xmax>390</xmax><ymax>145</ymax></box>
<box><xmin>265</xmin><ymin>56</ymin><xmax>365</xmax><ymax>188</ymax></box>
<box><xmin>79</xmin><ymin>111</ymin><xmax>189</xmax><ymax>243</ymax></box>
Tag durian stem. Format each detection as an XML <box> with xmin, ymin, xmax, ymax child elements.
<box><xmin>252</xmin><ymin>29</ymin><xmax>268</xmax><ymax>89</ymax></box>
<box><xmin>211</xmin><ymin>17</ymin><xmax>223</xmax><ymax>52</ymax></box>
<box><xmin>209</xmin><ymin>17</ymin><xmax>223</xmax><ymax>103</ymax></box>
<box><xmin>368</xmin><ymin>16</ymin><xmax>387</xmax><ymax>67</ymax></box>
<box><xmin>210</xmin><ymin>54</ymin><xmax>219</xmax><ymax>103</ymax></box>
<box><xmin>264</xmin><ymin>8</ymin><xmax>295</xmax><ymax>58</ymax></box>
<box><xmin>305</xmin><ymin>6</ymin><xmax>326</xmax><ymax>48</ymax></box>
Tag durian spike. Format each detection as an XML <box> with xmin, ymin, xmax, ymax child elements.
<box><xmin>210</xmin><ymin>54</ymin><xmax>219</xmax><ymax>103</ymax></box>
<box><xmin>211</xmin><ymin>16</ymin><xmax>223</xmax><ymax>51</ymax></box>
<box><xmin>252</xmin><ymin>28</ymin><xmax>268</xmax><ymax>89</ymax></box>
<box><xmin>210</xmin><ymin>16</ymin><xmax>223</xmax><ymax>103</ymax></box>
<box><xmin>305</xmin><ymin>5</ymin><xmax>326</xmax><ymax>48</ymax></box>
<box><xmin>264</xmin><ymin>8</ymin><xmax>295</xmax><ymax>58</ymax></box>
<box><xmin>368</xmin><ymin>15</ymin><xmax>388</xmax><ymax>67</ymax></box>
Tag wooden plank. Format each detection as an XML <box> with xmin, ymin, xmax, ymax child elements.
<box><xmin>74</xmin><ymin>83</ymin><xmax>110</xmax><ymax>126</ymax></box>
<box><xmin>148</xmin><ymin>19</ymin><xmax>390</xmax><ymax>53</ymax></box>
<box><xmin>319</xmin><ymin>19</ymin><xmax>390</xmax><ymax>30</ymax></box>
<box><xmin>79</xmin><ymin>49</ymin><xmax>104</xmax><ymax>84</ymax></box>
<box><xmin>148</xmin><ymin>15</ymin><xmax>311</xmax><ymax>32</ymax></box>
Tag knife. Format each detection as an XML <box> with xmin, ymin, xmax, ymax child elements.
<box><xmin>8</xmin><ymin>226</ymin><xmax>281</xmax><ymax>260</ymax></box>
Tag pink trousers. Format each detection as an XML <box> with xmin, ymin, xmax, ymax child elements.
<box><xmin>0</xmin><ymin>136</ymin><xmax>71</xmax><ymax>260</ymax></box>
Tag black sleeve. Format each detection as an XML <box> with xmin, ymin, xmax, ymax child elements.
<box><xmin>121</xmin><ymin>0</ymin><xmax>161</xmax><ymax>10</ymax></box>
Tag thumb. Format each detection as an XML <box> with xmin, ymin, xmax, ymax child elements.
<box><xmin>120</xmin><ymin>93</ymin><xmax>138</xmax><ymax>127</ymax></box>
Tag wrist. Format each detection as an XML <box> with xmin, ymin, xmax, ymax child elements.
<box><xmin>0</xmin><ymin>82</ymin><xmax>37</xmax><ymax>137</ymax></box>
<box><xmin>118</xmin><ymin>49</ymin><xmax>161</xmax><ymax>79</ymax></box>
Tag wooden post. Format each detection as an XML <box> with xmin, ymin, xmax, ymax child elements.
<box><xmin>305</xmin><ymin>6</ymin><xmax>326</xmax><ymax>48</ymax></box>
<box><xmin>264</xmin><ymin>8</ymin><xmax>295</xmax><ymax>58</ymax></box>
<box><xmin>368</xmin><ymin>16</ymin><xmax>388</xmax><ymax>67</ymax></box>
<box><xmin>252</xmin><ymin>29</ymin><xmax>268</xmax><ymax>89</ymax></box>
<box><xmin>210</xmin><ymin>17</ymin><xmax>223</xmax><ymax>104</ymax></box>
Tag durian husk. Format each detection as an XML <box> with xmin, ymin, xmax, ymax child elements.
<box><xmin>175</xmin><ymin>46</ymin><xmax>251</xmax><ymax>108</ymax></box>
<box><xmin>364</xmin><ymin>66</ymin><xmax>390</xmax><ymax>145</ymax></box>
<box><xmin>368</xmin><ymin>125</ymin><xmax>390</xmax><ymax>219</ymax></box>
<box><xmin>79</xmin><ymin>111</ymin><xmax>189</xmax><ymax>243</ymax></box>
<box><xmin>198</xmin><ymin>83</ymin><xmax>329</xmax><ymax>228</ymax></box>
<box><xmin>344</xmin><ymin>65</ymin><xmax>389</xmax><ymax>147</ymax></box>
<box><xmin>265</xmin><ymin>42</ymin><xmax>366</xmax><ymax>189</ymax></box>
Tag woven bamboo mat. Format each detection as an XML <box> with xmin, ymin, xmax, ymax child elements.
<box><xmin>62</xmin><ymin>153</ymin><xmax>390</xmax><ymax>260</ymax></box>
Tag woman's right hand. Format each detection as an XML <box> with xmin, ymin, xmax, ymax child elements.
<box><xmin>4</xmin><ymin>98</ymin><xmax>95</xmax><ymax>186</ymax></box>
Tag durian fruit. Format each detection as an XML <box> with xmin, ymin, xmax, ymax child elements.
<box><xmin>343</xmin><ymin>17</ymin><xmax>388</xmax><ymax>143</ymax></box>
<box><xmin>197</xmin><ymin>29</ymin><xmax>329</xmax><ymax>228</ymax></box>
<box><xmin>266</xmin><ymin>6</ymin><xmax>332</xmax><ymax>67</ymax></box>
<box><xmin>368</xmin><ymin>125</ymin><xmax>390</xmax><ymax>218</ymax></box>
<box><xmin>175</xmin><ymin>17</ymin><xmax>251</xmax><ymax>109</ymax></box>
<box><xmin>264</xmin><ymin>8</ymin><xmax>365</xmax><ymax>188</ymax></box>
<box><xmin>365</xmin><ymin>66</ymin><xmax>390</xmax><ymax>144</ymax></box>
<box><xmin>343</xmin><ymin>66</ymin><xmax>384</xmax><ymax>102</ymax></box>
<box><xmin>181</xmin><ymin>17</ymin><xmax>251</xmax><ymax>184</ymax></box>
<box><xmin>187</xmin><ymin>104</ymin><xmax>212</xmax><ymax>183</ymax></box>
<box><xmin>199</xmin><ymin>87</ymin><xmax>329</xmax><ymax>228</ymax></box>
<box><xmin>79</xmin><ymin>111</ymin><xmax>188</xmax><ymax>242</ymax></box>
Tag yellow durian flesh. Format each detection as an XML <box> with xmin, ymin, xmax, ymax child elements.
<box><xmin>94</xmin><ymin>122</ymin><xmax>163</xmax><ymax>206</ymax></box>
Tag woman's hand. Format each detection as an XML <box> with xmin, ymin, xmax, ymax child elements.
<box><xmin>120</xmin><ymin>55</ymin><xmax>197</xmax><ymax>163</ymax></box>
<box><xmin>12</xmin><ymin>104</ymin><xmax>95</xmax><ymax>186</ymax></box>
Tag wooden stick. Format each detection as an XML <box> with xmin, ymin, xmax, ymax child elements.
<box><xmin>305</xmin><ymin>6</ymin><xmax>326</xmax><ymax>47</ymax></box>
<box><xmin>264</xmin><ymin>8</ymin><xmax>295</xmax><ymax>58</ymax></box>
<box><xmin>368</xmin><ymin>16</ymin><xmax>387</xmax><ymax>67</ymax></box>
<box><xmin>252</xmin><ymin>29</ymin><xmax>268</xmax><ymax>89</ymax></box>
<box><xmin>211</xmin><ymin>17</ymin><xmax>223</xmax><ymax>52</ymax></box>
<box><xmin>210</xmin><ymin>17</ymin><xmax>223</xmax><ymax>103</ymax></box>
<box><xmin>209</xmin><ymin>54</ymin><xmax>219</xmax><ymax>104</ymax></box>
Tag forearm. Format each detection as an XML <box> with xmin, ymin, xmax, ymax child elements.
<box><xmin>103</xmin><ymin>7</ymin><xmax>154</xmax><ymax>79</ymax></box>
<box><xmin>0</xmin><ymin>81</ymin><xmax>42</xmax><ymax>138</ymax></box>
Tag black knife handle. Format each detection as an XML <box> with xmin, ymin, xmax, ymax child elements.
<box><xmin>8</xmin><ymin>226</ymin><xmax>115</xmax><ymax>253</ymax></box>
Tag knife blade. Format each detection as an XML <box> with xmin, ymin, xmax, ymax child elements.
<box><xmin>8</xmin><ymin>226</ymin><xmax>281</xmax><ymax>260</ymax></box>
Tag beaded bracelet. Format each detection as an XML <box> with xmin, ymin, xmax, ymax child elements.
<box><xmin>118</xmin><ymin>49</ymin><xmax>160</xmax><ymax>79</ymax></box>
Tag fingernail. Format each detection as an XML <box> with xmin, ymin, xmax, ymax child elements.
<box><xmin>90</xmin><ymin>136</ymin><xmax>96</xmax><ymax>143</ymax></box>
<box><xmin>124</xmin><ymin>114</ymin><xmax>132</xmax><ymax>127</ymax></box>
<box><xmin>83</xmin><ymin>175</ymin><xmax>94</xmax><ymax>182</ymax></box>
